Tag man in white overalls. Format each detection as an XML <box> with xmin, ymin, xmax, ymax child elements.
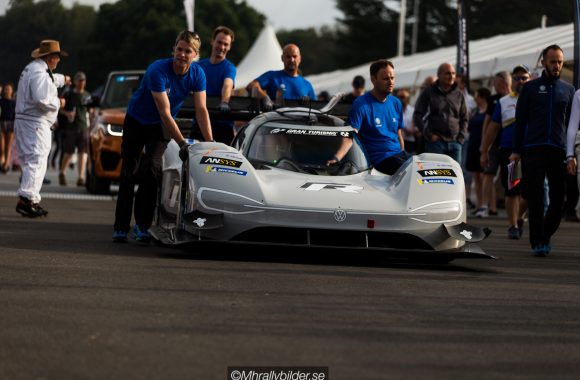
<box><xmin>14</xmin><ymin>40</ymin><xmax>68</xmax><ymax>217</ymax></box>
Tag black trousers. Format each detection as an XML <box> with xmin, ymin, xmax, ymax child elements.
<box><xmin>114</xmin><ymin>115</ymin><xmax>169</xmax><ymax>232</ymax></box>
<box><xmin>521</xmin><ymin>146</ymin><xmax>566</xmax><ymax>247</ymax></box>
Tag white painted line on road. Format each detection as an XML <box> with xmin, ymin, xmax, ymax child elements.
<box><xmin>0</xmin><ymin>191</ymin><xmax>115</xmax><ymax>201</ymax></box>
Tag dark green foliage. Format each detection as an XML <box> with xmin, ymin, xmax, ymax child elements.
<box><xmin>0</xmin><ymin>0</ymin><xmax>575</xmax><ymax>87</ymax></box>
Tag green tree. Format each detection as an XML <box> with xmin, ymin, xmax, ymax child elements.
<box><xmin>277</xmin><ymin>26</ymin><xmax>340</xmax><ymax>75</ymax></box>
<box><xmin>82</xmin><ymin>0</ymin><xmax>265</xmax><ymax>86</ymax></box>
<box><xmin>468</xmin><ymin>0</ymin><xmax>573</xmax><ymax>39</ymax></box>
<box><xmin>334</xmin><ymin>0</ymin><xmax>399</xmax><ymax>68</ymax></box>
<box><xmin>0</xmin><ymin>0</ymin><xmax>96</xmax><ymax>85</ymax></box>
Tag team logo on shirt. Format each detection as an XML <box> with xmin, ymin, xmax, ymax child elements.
<box><xmin>375</xmin><ymin>117</ymin><xmax>382</xmax><ymax>127</ymax></box>
<box><xmin>538</xmin><ymin>85</ymin><xmax>547</xmax><ymax>94</ymax></box>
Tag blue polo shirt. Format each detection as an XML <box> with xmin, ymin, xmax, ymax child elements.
<box><xmin>348</xmin><ymin>92</ymin><xmax>404</xmax><ymax>165</ymax></box>
<box><xmin>255</xmin><ymin>70</ymin><xmax>316</xmax><ymax>101</ymax></box>
<box><xmin>197</xmin><ymin>58</ymin><xmax>236</xmax><ymax>95</ymax></box>
<box><xmin>128</xmin><ymin>58</ymin><xmax>206</xmax><ymax>125</ymax></box>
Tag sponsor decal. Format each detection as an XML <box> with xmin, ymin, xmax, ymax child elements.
<box><xmin>417</xmin><ymin>169</ymin><xmax>457</xmax><ymax>177</ymax></box>
<box><xmin>334</xmin><ymin>209</ymin><xmax>347</xmax><ymax>222</ymax></box>
<box><xmin>206</xmin><ymin>166</ymin><xmax>247</xmax><ymax>176</ymax></box>
<box><xmin>269</xmin><ymin>128</ymin><xmax>352</xmax><ymax>137</ymax></box>
<box><xmin>460</xmin><ymin>229</ymin><xmax>473</xmax><ymax>240</ymax></box>
<box><xmin>193</xmin><ymin>218</ymin><xmax>206</xmax><ymax>227</ymax></box>
<box><xmin>301</xmin><ymin>182</ymin><xmax>363</xmax><ymax>193</ymax></box>
<box><xmin>417</xmin><ymin>178</ymin><xmax>455</xmax><ymax>185</ymax></box>
<box><xmin>200</xmin><ymin>156</ymin><xmax>242</xmax><ymax>168</ymax></box>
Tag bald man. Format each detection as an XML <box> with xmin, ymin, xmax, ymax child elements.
<box><xmin>246</xmin><ymin>43</ymin><xmax>316</xmax><ymax>109</ymax></box>
<box><xmin>413</xmin><ymin>62</ymin><xmax>468</xmax><ymax>164</ymax></box>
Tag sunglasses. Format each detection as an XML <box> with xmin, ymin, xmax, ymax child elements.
<box><xmin>186</xmin><ymin>31</ymin><xmax>200</xmax><ymax>41</ymax></box>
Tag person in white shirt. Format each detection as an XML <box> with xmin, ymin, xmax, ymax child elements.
<box><xmin>14</xmin><ymin>40</ymin><xmax>69</xmax><ymax>217</ymax></box>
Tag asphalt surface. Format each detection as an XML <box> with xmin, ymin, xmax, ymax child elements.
<box><xmin>1</xmin><ymin>167</ymin><xmax>580</xmax><ymax>380</ymax></box>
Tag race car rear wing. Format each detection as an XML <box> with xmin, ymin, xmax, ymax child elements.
<box><xmin>178</xmin><ymin>95</ymin><xmax>353</xmax><ymax>122</ymax></box>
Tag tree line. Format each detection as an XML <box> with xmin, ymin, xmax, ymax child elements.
<box><xmin>0</xmin><ymin>0</ymin><xmax>573</xmax><ymax>91</ymax></box>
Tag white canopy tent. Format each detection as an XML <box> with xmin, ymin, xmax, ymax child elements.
<box><xmin>306</xmin><ymin>23</ymin><xmax>575</xmax><ymax>95</ymax></box>
<box><xmin>235</xmin><ymin>24</ymin><xmax>283</xmax><ymax>91</ymax></box>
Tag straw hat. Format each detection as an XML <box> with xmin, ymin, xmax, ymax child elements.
<box><xmin>31</xmin><ymin>40</ymin><xmax>68</xmax><ymax>59</ymax></box>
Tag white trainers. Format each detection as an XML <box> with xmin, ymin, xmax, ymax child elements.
<box><xmin>475</xmin><ymin>207</ymin><xmax>489</xmax><ymax>218</ymax></box>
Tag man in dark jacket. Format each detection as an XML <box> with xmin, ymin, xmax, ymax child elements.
<box><xmin>509</xmin><ymin>44</ymin><xmax>575</xmax><ymax>256</ymax></box>
<box><xmin>413</xmin><ymin>62</ymin><xmax>468</xmax><ymax>164</ymax></box>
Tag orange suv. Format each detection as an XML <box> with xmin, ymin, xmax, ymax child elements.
<box><xmin>86</xmin><ymin>71</ymin><xmax>144</xmax><ymax>194</ymax></box>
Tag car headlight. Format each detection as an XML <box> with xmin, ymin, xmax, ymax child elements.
<box><xmin>408</xmin><ymin>200</ymin><xmax>463</xmax><ymax>224</ymax></box>
<box><xmin>94</xmin><ymin>122</ymin><xmax>123</xmax><ymax>137</ymax></box>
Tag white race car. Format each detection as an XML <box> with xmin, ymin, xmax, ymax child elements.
<box><xmin>151</xmin><ymin>104</ymin><xmax>492</xmax><ymax>263</ymax></box>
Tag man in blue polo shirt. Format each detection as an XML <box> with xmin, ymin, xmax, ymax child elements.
<box><xmin>112</xmin><ymin>30</ymin><xmax>213</xmax><ymax>244</ymax></box>
<box><xmin>330</xmin><ymin>59</ymin><xmax>407</xmax><ymax>175</ymax></box>
<box><xmin>246</xmin><ymin>43</ymin><xmax>316</xmax><ymax>109</ymax></box>
<box><xmin>190</xmin><ymin>26</ymin><xmax>237</xmax><ymax>144</ymax></box>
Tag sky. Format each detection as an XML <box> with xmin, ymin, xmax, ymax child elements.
<box><xmin>0</xmin><ymin>0</ymin><xmax>342</xmax><ymax>30</ymax></box>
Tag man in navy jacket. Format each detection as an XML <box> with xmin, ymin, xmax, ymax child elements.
<box><xmin>510</xmin><ymin>44</ymin><xmax>575</xmax><ymax>256</ymax></box>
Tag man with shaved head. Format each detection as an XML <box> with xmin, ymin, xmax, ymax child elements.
<box><xmin>246</xmin><ymin>43</ymin><xmax>316</xmax><ymax>110</ymax></box>
<box><xmin>413</xmin><ymin>62</ymin><xmax>468</xmax><ymax>164</ymax></box>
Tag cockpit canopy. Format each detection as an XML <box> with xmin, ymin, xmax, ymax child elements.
<box><xmin>244</xmin><ymin>122</ymin><xmax>369</xmax><ymax>176</ymax></box>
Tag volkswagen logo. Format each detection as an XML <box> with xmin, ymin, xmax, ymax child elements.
<box><xmin>333</xmin><ymin>209</ymin><xmax>347</xmax><ymax>222</ymax></box>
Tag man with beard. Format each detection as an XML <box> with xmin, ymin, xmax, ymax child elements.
<box><xmin>328</xmin><ymin>59</ymin><xmax>406</xmax><ymax>175</ymax></box>
<box><xmin>510</xmin><ymin>45</ymin><xmax>575</xmax><ymax>256</ymax></box>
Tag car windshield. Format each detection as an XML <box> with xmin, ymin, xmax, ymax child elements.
<box><xmin>247</xmin><ymin>124</ymin><xmax>369</xmax><ymax>175</ymax></box>
<box><xmin>101</xmin><ymin>74</ymin><xmax>143</xmax><ymax>109</ymax></box>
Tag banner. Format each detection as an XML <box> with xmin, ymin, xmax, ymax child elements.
<box><xmin>456</xmin><ymin>0</ymin><xmax>470</xmax><ymax>91</ymax></box>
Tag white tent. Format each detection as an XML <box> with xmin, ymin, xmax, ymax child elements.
<box><xmin>235</xmin><ymin>24</ymin><xmax>283</xmax><ymax>90</ymax></box>
<box><xmin>307</xmin><ymin>23</ymin><xmax>575</xmax><ymax>95</ymax></box>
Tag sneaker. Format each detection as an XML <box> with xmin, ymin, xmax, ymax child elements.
<box><xmin>59</xmin><ymin>173</ymin><xmax>66</xmax><ymax>186</ymax></box>
<box><xmin>508</xmin><ymin>226</ymin><xmax>520</xmax><ymax>240</ymax></box>
<box><xmin>16</xmin><ymin>197</ymin><xmax>45</xmax><ymax>218</ymax></box>
<box><xmin>43</xmin><ymin>177</ymin><xmax>51</xmax><ymax>185</ymax></box>
<box><xmin>76</xmin><ymin>178</ymin><xmax>85</xmax><ymax>187</ymax></box>
<box><xmin>33</xmin><ymin>203</ymin><xmax>48</xmax><ymax>216</ymax></box>
<box><xmin>532</xmin><ymin>244</ymin><xmax>549</xmax><ymax>257</ymax></box>
<box><xmin>517</xmin><ymin>218</ymin><xmax>525</xmax><ymax>238</ymax></box>
<box><xmin>133</xmin><ymin>225</ymin><xmax>151</xmax><ymax>243</ymax></box>
<box><xmin>489</xmin><ymin>210</ymin><xmax>498</xmax><ymax>216</ymax></box>
<box><xmin>475</xmin><ymin>207</ymin><xmax>489</xmax><ymax>218</ymax></box>
<box><xmin>112</xmin><ymin>230</ymin><xmax>128</xmax><ymax>243</ymax></box>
